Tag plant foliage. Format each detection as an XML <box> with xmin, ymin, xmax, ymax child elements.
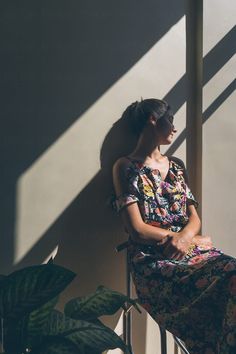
<box><xmin>0</xmin><ymin>263</ymin><xmax>141</xmax><ymax>354</ymax></box>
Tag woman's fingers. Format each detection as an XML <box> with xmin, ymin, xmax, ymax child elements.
<box><xmin>195</xmin><ymin>234</ymin><xmax>212</xmax><ymax>242</ymax></box>
<box><xmin>162</xmin><ymin>235</ymin><xmax>192</xmax><ymax>260</ymax></box>
<box><xmin>162</xmin><ymin>240</ymin><xmax>175</xmax><ymax>257</ymax></box>
<box><xmin>171</xmin><ymin>251</ymin><xmax>185</xmax><ymax>260</ymax></box>
<box><xmin>163</xmin><ymin>234</ymin><xmax>214</xmax><ymax>260</ymax></box>
<box><xmin>192</xmin><ymin>235</ymin><xmax>213</xmax><ymax>249</ymax></box>
<box><xmin>169</xmin><ymin>252</ymin><xmax>179</xmax><ymax>260</ymax></box>
<box><xmin>198</xmin><ymin>238</ymin><xmax>213</xmax><ymax>247</ymax></box>
<box><xmin>156</xmin><ymin>235</ymin><xmax>171</xmax><ymax>246</ymax></box>
<box><xmin>163</xmin><ymin>244</ymin><xmax>184</xmax><ymax>260</ymax></box>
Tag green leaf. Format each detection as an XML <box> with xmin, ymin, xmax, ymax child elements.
<box><xmin>89</xmin><ymin>318</ymin><xmax>108</xmax><ymax>328</ymax></box>
<box><xmin>32</xmin><ymin>336</ymin><xmax>81</xmax><ymax>354</ymax></box>
<box><xmin>3</xmin><ymin>316</ymin><xmax>28</xmax><ymax>354</ymax></box>
<box><xmin>0</xmin><ymin>264</ymin><xmax>76</xmax><ymax>321</ymax></box>
<box><xmin>44</xmin><ymin>310</ymin><xmax>131</xmax><ymax>354</ymax></box>
<box><xmin>3</xmin><ymin>297</ymin><xmax>58</xmax><ymax>353</ymax></box>
<box><xmin>64</xmin><ymin>285</ymin><xmax>141</xmax><ymax>320</ymax></box>
<box><xmin>0</xmin><ymin>275</ymin><xmax>6</xmax><ymax>290</ymax></box>
<box><xmin>26</xmin><ymin>296</ymin><xmax>59</xmax><ymax>347</ymax></box>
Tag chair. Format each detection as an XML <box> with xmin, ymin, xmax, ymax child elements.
<box><xmin>115</xmin><ymin>240</ymin><xmax>191</xmax><ymax>354</ymax></box>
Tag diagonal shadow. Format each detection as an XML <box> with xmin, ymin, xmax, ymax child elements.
<box><xmin>0</xmin><ymin>0</ymin><xmax>184</xmax><ymax>174</ymax></box>
<box><xmin>1</xmin><ymin>1</ymin><xmax>235</xmax><ymax>352</ymax></box>
<box><xmin>2</xmin><ymin>5</ymin><xmax>234</xmax><ymax>274</ymax></box>
<box><xmin>9</xmin><ymin>27</ymin><xmax>235</xmax><ymax>272</ymax></box>
<box><xmin>163</xmin><ymin>25</ymin><xmax>235</xmax><ymax>113</ymax></box>
<box><xmin>6</xmin><ymin>25</ymin><xmax>235</xmax><ymax>269</ymax></box>
<box><xmin>7</xmin><ymin>77</ymin><xmax>235</xmax><ymax>350</ymax></box>
<box><xmin>166</xmin><ymin>79</ymin><xmax>236</xmax><ymax>157</ymax></box>
<box><xmin>0</xmin><ymin>0</ymin><xmax>185</xmax><ymax>276</ymax></box>
<box><xmin>1</xmin><ymin>2</ymin><xmax>186</xmax><ymax>351</ymax></box>
<box><xmin>202</xmin><ymin>79</ymin><xmax>236</xmax><ymax>122</ymax></box>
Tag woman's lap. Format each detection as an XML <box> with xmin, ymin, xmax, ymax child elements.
<box><xmin>128</xmin><ymin>244</ymin><xmax>236</xmax><ymax>353</ymax></box>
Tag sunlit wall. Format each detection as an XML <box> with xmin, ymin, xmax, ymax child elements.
<box><xmin>1</xmin><ymin>1</ymin><xmax>235</xmax><ymax>354</ymax></box>
<box><xmin>202</xmin><ymin>0</ymin><xmax>236</xmax><ymax>257</ymax></box>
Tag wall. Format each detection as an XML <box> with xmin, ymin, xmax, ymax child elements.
<box><xmin>202</xmin><ymin>0</ymin><xmax>236</xmax><ymax>257</ymax></box>
<box><xmin>1</xmin><ymin>1</ymin><xmax>235</xmax><ymax>353</ymax></box>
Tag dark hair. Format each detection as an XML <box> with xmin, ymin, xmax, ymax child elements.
<box><xmin>121</xmin><ymin>98</ymin><xmax>173</xmax><ymax>136</ymax></box>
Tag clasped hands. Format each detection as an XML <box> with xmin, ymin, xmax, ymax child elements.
<box><xmin>156</xmin><ymin>231</ymin><xmax>213</xmax><ymax>261</ymax></box>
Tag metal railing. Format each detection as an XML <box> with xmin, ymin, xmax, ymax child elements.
<box><xmin>115</xmin><ymin>240</ymin><xmax>190</xmax><ymax>354</ymax></box>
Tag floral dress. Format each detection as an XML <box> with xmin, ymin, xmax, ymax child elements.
<box><xmin>114</xmin><ymin>156</ymin><xmax>236</xmax><ymax>354</ymax></box>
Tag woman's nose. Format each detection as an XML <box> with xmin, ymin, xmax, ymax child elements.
<box><xmin>172</xmin><ymin>125</ymin><xmax>177</xmax><ymax>133</ymax></box>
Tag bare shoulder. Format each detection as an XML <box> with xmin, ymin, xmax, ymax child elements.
<box><xmin>112</xmin><ymin>156</ymin><xmax>133</xmax><ymax>175</ymax></box>
<box><xmin>112</xmin><ymin>157</ymin><xmax>134</xmax><ymax>195</ymax></box>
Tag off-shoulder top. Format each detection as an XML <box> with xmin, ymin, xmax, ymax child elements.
<box><xmin>113</xmin><ymin>156</ymin><xmax>199</xmax><ymax>233</ymax></box>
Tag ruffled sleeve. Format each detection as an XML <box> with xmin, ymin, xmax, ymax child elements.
<box><xmin>115</xmin><ymin>193</ymin><xmax>139</xmax><ymax>212</ymax></box>
<box><xmin>113</xmin><ymin>165</ymin><xmax>141</xmax><ymax>213</ymax></box>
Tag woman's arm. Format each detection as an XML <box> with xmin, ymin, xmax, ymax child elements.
<box><xmin>113</xmin><ymin>158</ymin><xmax>172</xmax><ymax>244</ymax></box>
<box><xmin>163</xmin><ymin>212</ymin><xmax>212</xmax><ymax>259</ymax></box>
<box><xmin>119</xmin><ymin>202</ymin><xmax>173</xmax><ymax>244</ymax></box>
<box><xmin>179</xmin><ymin>204</ymin><xmax>201</xmax><ymax>241</ymax></box>
<box><xmin>182</xmin><ymin>205</ymin><xmax>213</xmax><ymax>246</ymax></box>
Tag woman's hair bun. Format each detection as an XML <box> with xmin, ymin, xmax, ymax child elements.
<box><xmin>121</xmin><ymin>98</ymin><xmax>172</xmax><ymax>136</ymax></box>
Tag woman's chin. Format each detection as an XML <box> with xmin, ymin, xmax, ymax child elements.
<box><xmin>164</xmin><ymin>138</ymin><xmax>173</xmax><ymax>145</ymax></box>
<box><xmin>158</xmin><ymin>136</ymin><xmax>174</xmax><ymax>145</ymax></box>
<box><xmin>167</xmin><ymin>136</ymin><xmax>174</xmax><ymax>143</ymax></box>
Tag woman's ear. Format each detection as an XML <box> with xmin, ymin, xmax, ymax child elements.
<box><xmin>148</xmin><ymin>114</ymin><xmax>157</xmax><ymax>126</ymax></box>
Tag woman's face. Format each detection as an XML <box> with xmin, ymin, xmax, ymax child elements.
<box><xmin>155</xmin><ymin>115</ymin><xmax>177</xmax><ymax>145</ymax></box>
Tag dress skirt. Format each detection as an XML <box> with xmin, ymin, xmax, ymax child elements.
<box><xmin>127</xmin><ymin>238</ymin><xmax>236</xmax><ymax>354</ymax></box>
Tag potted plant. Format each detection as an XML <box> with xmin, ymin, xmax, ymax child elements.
<box><xmin>0</xmin><ymin>259</ymin><xmax>141</xmax><ymax>354</ymax></box>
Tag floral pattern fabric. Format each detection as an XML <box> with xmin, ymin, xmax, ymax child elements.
<box><xmin>115</xmin><ymin>156</ymin><xmax>199</xmax><ymax>232</ymax></box>
<box><xmin>114</xmin><ymin>156</ymin><xmax>236</xmax><ymax>354</ymax></box>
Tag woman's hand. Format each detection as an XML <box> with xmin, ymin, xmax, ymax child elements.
<box><xmin>192</xmin><ymin>234</ymin><xmax>213</xmax><ymax>249</ymax></box>
<box><xmin>158</xmin><ymin>232</ymin><xmax>213</xmax><ymax>260</ymax></box>
<box><xmin>160</xmin><ymin>231</ymin><xmax>193</xmax><ymax>260</ymax></box>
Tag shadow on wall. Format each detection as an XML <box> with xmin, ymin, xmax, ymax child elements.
<box><xmin>2</xmin><ymin>2</ymin><xmax>234</xmax><ymax>276</ymax></box>
<box><xmin>1</xmin><ymin>0</ymin><xmax>235</xmax><ymax>351</ymax></box>
<box><xmin>1</xmin><ymin>1</ymin><xmax>185</xmax><ymax>351</ymax></box>
<box><xmin>1</xmin><ymin>0</ymin><xmax>185</xmax><ymax>278</ymax></box>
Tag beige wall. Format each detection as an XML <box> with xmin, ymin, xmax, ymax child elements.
<box><xmin>202</xmin><ymin>0</ymin><xmax>236</xmax><ymax>257</ymax></box>
<box><xmin>1</xmin><ymin>1</ymin><xmax>235</xmax><ymax>354</ymax></box>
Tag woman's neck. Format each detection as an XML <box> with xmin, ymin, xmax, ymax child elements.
<box><xmin>129</xmin><ymin>134</ymin><xmax>164</xmax><ymax>162</ymax></box>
